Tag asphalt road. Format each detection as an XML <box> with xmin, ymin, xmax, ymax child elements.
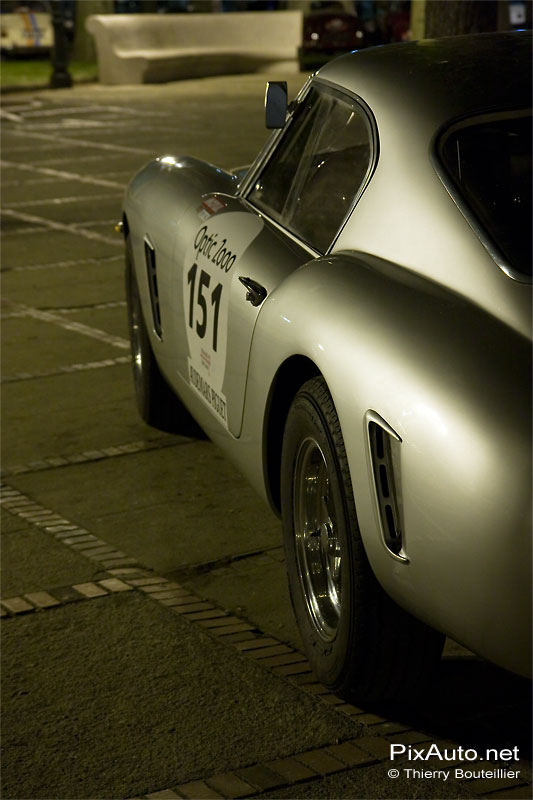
<box><xmin>1</xmin><ymin>75</ymin><xmax>531</xmax><ymax>800</ymax></box>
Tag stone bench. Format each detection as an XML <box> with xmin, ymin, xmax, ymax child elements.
<box><xmin>86</xmin><ymin>11</ymin><xmax>303</xmax><ymax>85</ymax></box>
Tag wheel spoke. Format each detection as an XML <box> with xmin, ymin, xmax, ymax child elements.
<box><xmin>294</xmin><ymin>437</ymin><xmax>342</xmax><ymax>642</ymax></box>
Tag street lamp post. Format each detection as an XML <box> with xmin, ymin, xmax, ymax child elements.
<box><xmin>49</xmin><ymin>2</ymin><xmax>73</xmax><ymax>89</ymax></box>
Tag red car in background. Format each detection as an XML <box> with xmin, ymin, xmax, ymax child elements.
<box><xmin>298</xmin><ymin>1</ymin><xmax>368</xmax><ymax>70</ymax></box>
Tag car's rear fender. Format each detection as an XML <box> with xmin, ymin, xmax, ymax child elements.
<box><xmin>243</xmin><ymin>252</ymin><xmax>531</xmax><ymax>676</ymax></box>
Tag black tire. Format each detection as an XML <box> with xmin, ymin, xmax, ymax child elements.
<box><xmin>125</xmin><ymin>236</ymin><xmax>187</xmax><ymax>433</ymax></box>
<box><xmin>281</xmin><ymin>377</ymin><xmax>444</xmax><ymax>706</ymax></box>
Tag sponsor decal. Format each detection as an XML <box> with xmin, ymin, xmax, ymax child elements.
<box><xmin>197</xmin><ymin>194</ymin><xmax>227</xmax><ymax>221</ymax></box>
<box><xmin>184</xmin><ymin>214</ymin><xmax>263</xmax><ymax>427</ymax></box>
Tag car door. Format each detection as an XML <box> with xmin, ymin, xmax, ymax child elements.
<box><xmin>173</xmin><ymin>81</ymin><xmax>375</xmax><ymax>438</ymax></box>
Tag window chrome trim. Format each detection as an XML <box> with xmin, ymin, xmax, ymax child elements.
<box><xmin>239</xmin><ymin>196</ymin><xmax>322</xmax><ymax>260</ymax></box>
<box><xmin>241</xmin><ymin>77</ymin><xmax>379</xmax><ymax>256</ymax></box>
<box><xmin>432</xmin><ymin>108</ymin><xmax>532</xmax><ymax>285</ymax></box>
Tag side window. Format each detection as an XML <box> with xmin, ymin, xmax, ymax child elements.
<box><xmin>247</xmin><ymin>85</ymin><xmax>372</xmax><ymax>253</ymax></box>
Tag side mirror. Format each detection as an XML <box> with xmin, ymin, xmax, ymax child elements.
<box><xmin>265</xmin><ymin>81</ymin><xmax>288</xmax><ymax>129</ymax></box>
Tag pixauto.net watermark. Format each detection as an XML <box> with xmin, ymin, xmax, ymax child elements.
<box><xmin>387</xmin><ymin>744</ymin><xmax>521</xmax><ymax>783</ymax></box>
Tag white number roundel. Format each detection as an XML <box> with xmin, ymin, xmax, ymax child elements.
<box><xmin>183</xmin><ymin>211</ymin><xmax>263</xmax><ymax>427</ymax></box>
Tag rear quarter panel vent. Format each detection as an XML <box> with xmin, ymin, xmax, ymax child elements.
<box><xmin>367</xmin><ymin>415</ymin><xmax>407</xmax><ymax>562</ymax></box>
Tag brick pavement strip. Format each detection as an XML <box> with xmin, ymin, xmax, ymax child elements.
<box><xmin>107</xmin><ymin>567</ymin><xmax>152</xmax><ymax>577</ymax></box>
<box><xmin>206</xmin><ymin>772</ymin><xmax>255</xmax><ymax>798</ymax></box>
<box><xmin>126</xmin><ymin>728</ymin><xmax>533</xmax><ymax>800</ymax></box>
<box><xmin>171</xmin><ymin>602</ymin><xmax>216</xmax><ymax>614</ymax></box>
<box><xmin>0</xmin><ymin>437</ymin><xmax>182</xmax><ymax>478</ymax></box>
<box><xmin>64</xmin><ymin>534</ymin><xmax>101</xmax><ymax>545</ymax></box>
<box><xmin>23</xmin><ymin>591</ymin><xmax>60</xmax><ymax>608</ymax></box>
<box><xmin>265</xmin><ymin>756</ymin><xmax>316</xmax><ymax>783</ymax></box>
<box><xmin>185</xmin><ymin>609</ymin><xmax>228</xmax><ymax>621</ymax></box>
<box><xmin>348</xmin><ymin>736</ymin><xmax>393</xmax><ymax>760</ymax></box>
<box><xmin>101</xmin><ymin>557</ymin><xmax>139</xmax><ymax>568</ymax></box>
<box><xmin>2</xmin><ymin>486</ymin><xmax>531</xmax><ymax>800</ymax></box>
<box><xmin>233</xmin><ymin>637</ymin><xmax>283</xmax><ymax>652</ymax></box>
<box><xmin>334</xmin><ymin>703</ymin><xmax>366</xmax><ymax>716</ymax></box>
<box><xmin>92</xmin><ymin>550</ymin><xmax>129</xmax><ymax>561</ymax></box>
<box><xmin>79</xmin><ymin>545</ymin><xmax>120</xmax><ymax>556</ymax></box>
<box><xmin>128</xmin><ymin>577</ymin><xmax>168</xmax><ymax>586</ymax></box>
<box><xmin>72</xmin><ymin>582</ymin><xmax>109</xmax><ymax>598</ymax></box>
<box><xmin>99</xmin><ymin>578</ymin><xmax>133</xmax><ymax>592</ymax></box>
<box><xmin>247</xmin><ymin>644</ymin><xmax>293</xmax><ymax>659</ymax></box>
<box><xmin>388</xmin><ymin>730</ymin><xmax>433</xmax><ymax>745</ymax></box>
<box><xmin>140</xmin><ymin>582</ymin><xmax>186</xmax><ymax>593</ymax></box>
<box><xmin>272</xmin><ymin>661</ymin><xmax>313</xmax><ymax>676</ymax></box>
<box><xmin>153</xmin><ymin>593</ymin><xmax>203</xmax><ymax>605</ymax></box>
<box><xmin>235</xmin><ymin>764</ymin><xmax>286</xmax><ymax>792</ymax></box>
<box><xmin>44</xmin><ymin>523</ymin><xmax>78</xmax><ymax>533</ymax></box>
<box><xmin>222</xmin><ymin>631</ymin><xmax>258</xmax><ymax>644</ymax></box>
<box><xmin>294</xmin><ymin>748</ymin><xmax>346</xmax><ymax>775</ymax></box>
<box><xmin>325</xmin><ymin>740</ymin><xmax>378</xmax><ymax>766</ymax></box>
<box><xmin>1</xmin><ymin>596</ymin><xmax>35</xmax><ymax>614</ymax></box>
<box><xmin>128</xmin><ymin>731</ymin><xmax>531</xmax><ymax>800</ymax></box>
<box><xmin>210</xmin><ymin>623</ymin><xmax>257</xmax><ymax>636</ymax></box>
<box><xmin>197</xmin><ymin>616</ymin><xmax>245</xmax><ymax>628</ymax></box>
<box><xmin>46</xmin><ymin>528</ymin><xmax>84</xmax><ymax>544</ymax></box>
<box><xmin>163</xmin><ymin>595</ymin><xmax>212</xmax><ymax>609</ymax></box>
<box><xmin>291</xmin><ymin>677</ymin><xmax>329</xmax><ymax>693</ymax></box>
<box><xmin>258</xmin><ymin>652</ymin><xmax>308</xmax><ymax>667</ymax></box>
<box><xmin>177</xmin><ymin>781</ymin><xmax>224</xmax><ymax>799</ymax></box>
<box><xmin>2</xmin><ymin>587</ymin><xmax>530</xmax><ymax>800</ymax></box>
<box><xmin>145</xmin><ymin>589</ymin><xmax>191</xmax><ymax>601</ymax></box>
<box><xmin>370</xmin><ymin>720</ymin><xmax>411</xmax><ymax>735</ymax></box>
<box><xmin>131</xmin><ymin>738</ymin><xmax>380</xmax><ymax>799</ymax></box>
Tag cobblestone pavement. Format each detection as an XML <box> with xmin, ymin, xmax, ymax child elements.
<box><xmin>1</xmin><ymin>77</ymin><xmax>531</xmax><ymax>800</ymax></box>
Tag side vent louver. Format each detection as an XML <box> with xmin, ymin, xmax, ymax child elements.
<box><xmin>144</xmin><ymin>239</ymin><xmax>162</xmax><ymax>339</ymax></box>
<box><xmin>368</xmin><ymin>420</ymin><xmax>405</xmax><ymax>558</ymax></box>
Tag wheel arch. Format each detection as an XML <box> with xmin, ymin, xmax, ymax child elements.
<box><xmin>264</xmin><ymin>355</ymin><xmax>321</xmax><ymax>514</ymax></box>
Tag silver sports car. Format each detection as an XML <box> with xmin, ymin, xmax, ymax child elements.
<box><xmin>121</xmin><ymin>31</ymin><xmax>532</xmax><ymax>704</ymax></box>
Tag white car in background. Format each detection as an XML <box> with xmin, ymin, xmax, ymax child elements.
<box><xmin>0</xmin><ymin>3</ymin><xmax>52</xmax><ymax>56</ymax></box>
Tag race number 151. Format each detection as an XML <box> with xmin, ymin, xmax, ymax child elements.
<box><xmin>187</xmin><ymin>263</ymin><xmax>223</xmax><ymax>352</ymax></box>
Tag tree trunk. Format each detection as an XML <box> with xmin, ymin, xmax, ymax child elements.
<box><xmin>72</xmin><ymin>0</ymin><xmax>114</xmax><ymax>62</ymax></box>
<box><xmin>425</xmin><ymin>0</ymin><xmax>499</xmax><ymax>37</ymax></box>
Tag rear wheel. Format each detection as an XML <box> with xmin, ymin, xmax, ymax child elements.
<box><xmin>281</xmin><ymin>377</ymin><xmax>444</xmax><ymax>705</ymax></box>
<box><xmin>125</xmin><ymin>237</ymin><xmax>186</xmax><ymax>433</ymax></box>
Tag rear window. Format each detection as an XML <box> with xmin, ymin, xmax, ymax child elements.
<box><xmin>439</xmin><ymin>111</ymin><xmax>532</xmax><ymax>279</ymax></box>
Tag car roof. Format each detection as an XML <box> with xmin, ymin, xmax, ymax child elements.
<box><xmin>317</xmin><ymin>31</ymin><xmax>532</xmax><ymax>130</ymax></box>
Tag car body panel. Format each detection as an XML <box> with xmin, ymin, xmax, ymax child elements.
<box><xmin>127</xmin><ymin>159</ymin><xmax>312</xmax><ymax>436</ymax></box>
<box><xmin>123</xmin><ymin>31</ymin><xmax>532</xmax><ymax>679</ymax></box>
<box><xmin>243</xmin><ymin>253</ymin><xmax>531</xmax><ymax>676</ymax></box>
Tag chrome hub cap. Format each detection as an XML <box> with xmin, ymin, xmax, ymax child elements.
<box><xmin>294</xmin><ymin>437</ymin><xmax>342</xmax><ymax>641</ymax></box>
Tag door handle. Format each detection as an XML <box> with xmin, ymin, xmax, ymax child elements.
<box><xmin>239</xmin><ymin>276</ymin><xmax>267</xmax><ymax>307</ymax></box>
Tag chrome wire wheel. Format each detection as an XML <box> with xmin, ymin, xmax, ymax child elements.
<box><xmin>293</xmin><ymin>436</ymin><xmax>342</xmax><ymax>642</ymax></box>
<box><xmin>282</xmin><ymin>377</ymin><xmax>445</xmax><ymax>703</ymax></box>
